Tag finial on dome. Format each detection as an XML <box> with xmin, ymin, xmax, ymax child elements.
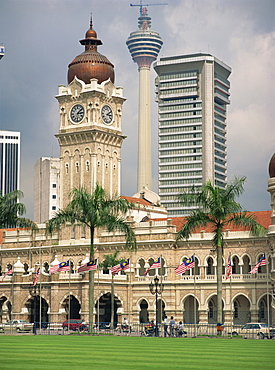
<box><xmin>90</xmin><ymin>13</ymin><xmax>93</xmax><ymax>28</ymax></box>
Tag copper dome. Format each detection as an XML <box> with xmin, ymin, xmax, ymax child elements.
<box><xmin>269</xmin><ymin>153</ymin><xmax>275</xmax><ymax>178</ymax></box>
<box><xmin>67</xmin><ymin>17</ymin><xmax>114</xmax><ymax>85</ymax></box>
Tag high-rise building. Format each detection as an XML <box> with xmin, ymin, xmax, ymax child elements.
<box><xmin>0</xmin><ymin>130</ymin><xmax>20</xmax><ymax>195</ymax></box>
<box><xmin>33</xmin><ymin>157</ymin><xmax>60</xmax><ymax>223</ymax></box>
<box><xmin>126</xmin><ymin>7</ymin><xmax>163</xmax><ymax>192</ymax></box>
<box><xmin>154</xmin><ymin>53</ymin><xmax>231</xmax><ymax>216</ymax></box>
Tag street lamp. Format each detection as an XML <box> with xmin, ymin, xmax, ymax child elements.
<box><xmin>28</xmin><ymin>284</ymin><xmax>39</xmax><ymax>335</ymax></box>
<box><xmin>149</xmin><ymin>275</ymin><xmax>164</xmax><ymax>337</ymax></box>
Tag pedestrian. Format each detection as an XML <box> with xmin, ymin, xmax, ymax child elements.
<box><xmin>169</xmin><ymin>316</ymin><xmax>175</xmax><ymax>337</ymax></box>
<box><xmin>177</xmin><ymin>321</ymin><xmax>184</xmax><ymax>337</ymax></box>
<box><xmin>163</xmin><ymin>315</ymin><xmax>168</xmax><ymax>337</ymax></box>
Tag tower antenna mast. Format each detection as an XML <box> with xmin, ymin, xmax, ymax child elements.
<box><xmin>130</xmin><ymin>1</ymin><xmax>168</xmax><ymax>17</ymax></box>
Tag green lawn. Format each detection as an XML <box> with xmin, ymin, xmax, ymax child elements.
<box><xmin>0</xmin><ymin>335</ymin><xmax>274</xmax><ymax>369</ymax></box>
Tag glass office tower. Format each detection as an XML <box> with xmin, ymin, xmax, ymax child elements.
<box><xmin>154</xmin><ymin>54</ymin><xmax>231</xmax><ymax>216</ymax></box>
<box><xmin>0</xmin><ymin>130</ymin><xmax>20</xmax><ymax>195</ymax></box>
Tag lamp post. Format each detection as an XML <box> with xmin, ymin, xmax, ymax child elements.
<box><xmin>149</xmin><ymin>275</ymin><xmax>164</xmax><ymax>337</ymax></box>
<box><xmin>28</xmin><ymin>284</ymin><xmax>39</xmax><ymax>335</ymax></box>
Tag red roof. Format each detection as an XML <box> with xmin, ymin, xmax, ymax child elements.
<box><xmin>168</xmin><ymin>210</ymin><xmax>272</xmax><ymax>232</ymax></box>
<box><xmin>121</xmin><ymin>196</ymin><xmax>152</xmax><ymax>206</ymax></box>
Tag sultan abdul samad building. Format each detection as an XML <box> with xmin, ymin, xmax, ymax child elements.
<box><xmin>0</xmin><ymin>19</ymin><xmax>275</xmax><ymax>330</ymax></box>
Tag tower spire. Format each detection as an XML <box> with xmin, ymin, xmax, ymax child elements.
<box><xmin>126</xmin><ymin>7</ymin><xmax>163</xmax><ymax>191</ymax></box>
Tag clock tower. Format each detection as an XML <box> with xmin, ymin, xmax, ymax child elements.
<box><xmin>55</xmin><ymin>18</ymin><xmax>126</xmax><ymax>208</ymax></box>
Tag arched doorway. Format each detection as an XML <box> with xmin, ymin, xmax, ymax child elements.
<box><xmin>139</xmin><ymin>299</ymin><xmax>149</xmax><ymax>323</ymax></box>
<box><xmin>208</xmin><ymin>296</ymin><xmax>224</xmax><ymax>323</ymax></box>
<box><xmin>258</xmin><ymin>294</ymin><xmax>273</xmax><ymax>325</ymax></box>
<box><xmin>26</xmin><ymin>296</ymin><xmax>49</xmax><ymax>325</ymax></box>
<box><xmin>183</xmin><ymin>295</ymin><xmax>199</xmax><ymax>323</ymax></box>
<box><xmin>156</xmin><ymin>299</ymin><xmax>165</xmax><ymax>323</ymax></box>
<box><xmin>95</xmin><ymin>293</ymin><xmax>122</xmax><ymax>325</ymax></box>
<box><xmin>62</xmin><ymin>295</ymin><xmax>81</xmax><ymax>320</ymax></box>
<box><xmin>232</xmin><ymin>295</ymin><xmax>251</xmax><ymax>324</ymax></box>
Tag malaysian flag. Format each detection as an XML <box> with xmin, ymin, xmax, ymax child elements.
<box><xmin>226</xmin><ymin>255</ymin><xmax>232</xmax><ymax>280</ymax></box>
<box><xmin>110</xmin><ymin>259</ymin><xmax>130</xmax><ymax>275</ymax></box>
<box><xmin>175</xmin><ymin>256</ymin><xmax>195</xmax><ymax>275</ymax></box>
<box><xmin>33</xmin><ymin>267</ymin><xmax>40</xmax><ymax>286</ymax></box>
<box><xmin>249</xmin><ymin>254</ymin><xmax>266</xmax><ymax>274</ymax></box>
<box><xmin>78</xmin><ymin>259</ymin><xmax>97</xmax><ymax>273</ymax></box>
<box><xmin>144</xmin><ymin>258</ymin><xmax>161</xmax><ymax>276</ymax></box>
<box><xmin>0</xmin><ymin>267</ymin><xmax>12</xmax><ymax>282</ymax></box>
<box><xmin>49</xmin><ymin>260</ymin><xmax>70</xmax><ymax>274</ymax></box>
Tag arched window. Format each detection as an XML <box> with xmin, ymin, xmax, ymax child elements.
<box><xmin>194</xmin><ymin>257</ymin><xmax>200</xmax><ymax>275</ymax></box>
<box><xmin>159</xmin><ymin>257</ymin><xmax>166</xmax><ymax>276</ymax></box>
<box><xmin>206</xmin><ymin>257</ymin><xmax>214</xmax><ymax>275</ymax></box>
<box><xmin>138</xmin><ymin>259</ymin><xmax>145</xmax><ymax>276</ymax></box>
<box><xmin>86</xmin><ymin>161</ymin><xmax>90</xmax><ymax>172</ymax></box>
<box><xmin>43</xmin><ymin>262</ymin><xmax>49</xmax><ymax>274</ymax></box>
<box><xmin>242</xmin><ymin>255</ymin><xmax>251</xmax><ymax>274</ymax></box>
<box><xmin>232</xmin><ymin>256</ymin><xmax>240</xmax><ymax>274</ymax></box>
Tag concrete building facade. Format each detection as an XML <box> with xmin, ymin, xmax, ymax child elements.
<box><xmin>0</xmin><ymin>130</ymin><xmax>20</xmax><ymax>196</ymax></box>
<box><xmin>154</xmin><ymin>54</ymin><xmax>231</xmax><ymax>216</ymax></box>
<box><xmin>34</xmin><ymin>157</ymin><xmax>60</xmax><ymax>223</ymax></box>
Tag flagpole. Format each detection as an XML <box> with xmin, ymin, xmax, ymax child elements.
<box><xmin>39</xmin><ymin>246</ymin><xmax>42</xmax><ymax>332</ymax></box>
<box><xmin>160</xmin><ymin>255</ymin><xmax>163</xmax><ymax>336</ymax></box>
<box><xmin>11</xmin><ymin>261</ymin><xmax>14</xmax><ymax>332</ymax></box>
<box><xmin>267</xmin><ymin>256</ymin><xmax>270</xmax><ymax>338</ymax></box>
<box><xmin>97</xmin><ymin>262</ymin><xmax>100</xmax><ymax>333</ymax></box>
<box><xmin>129</xmin><ymin>257</ymin><xmax>131</xmax><ymax>336</ymax></box>
<box><xmin>194</xmin><ymin>263</ymin><xmax>197</xmax><ymax>337</ymax></box>
<box><xmin>68</xmin><ymin>260</ymin><xmax>71</xmax><ymax>322</ymax></box>
<box><xmin>230</xmin><ymin>271</ymin><xmax>232</xmax><ymax>338</ymax></box>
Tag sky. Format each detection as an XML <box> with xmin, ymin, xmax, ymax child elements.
<box><xmin>0</xmin><ymin>0</ymin><xmax>274</xmax><ymax>219</ymax></box>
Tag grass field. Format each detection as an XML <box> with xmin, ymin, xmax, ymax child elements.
<box><xmin>0</xmin><ymin>335</ymin><xmax>274</xmax><ymax>369</ymax></box>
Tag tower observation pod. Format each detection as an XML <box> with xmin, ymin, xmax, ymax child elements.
<box><xmin>126</xmin><ymin>7</ymin><xmax>163</xmax><ymax>192</ymax></box>
<box><xmin>0</xmin><ymin>46</ymin><xmax>5</xmax><ymax>60</ymax></box>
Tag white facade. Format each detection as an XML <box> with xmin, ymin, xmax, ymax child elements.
<box><xmin>154</xmin><ymin>54</ymin><xmax>231</xmax><ymax>216</ymax></box>
<box><xmin>0</xmin><ymin>130</ymin><xmax>20</xmax><ymax>195</ymax></box>
<box><xmin>33</xmin><ymin>157</ymin><xmax>60</xmax><ymax>223</ymax></box>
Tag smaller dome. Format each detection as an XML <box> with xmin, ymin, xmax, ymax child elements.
<box><xmin>85</xmin><ymin>28</ymin><xmax>97</xmax><ymax>39</ymax></box>
<box><xmin>13</xmin><ymin>257</ymin><xmax>24</xmax><ymax>273</ymax></box>
<box><xmin>269</xmin><ymin>153</ymin><xmax>275</xmax><ymax>178</ymax></box>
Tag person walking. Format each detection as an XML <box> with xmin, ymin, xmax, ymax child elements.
<box><xmin>163</xmin><ymin>315</ymin><xmax>168</xmax><ymax>337</ymax></box>
<box><xmin>169</xmin><ymin>316</ymin><xmax>175</xmax><ymax>337</ymax></box>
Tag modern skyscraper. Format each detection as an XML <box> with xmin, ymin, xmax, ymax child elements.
<box><xmin>126</xmin><ymin>7</ymin><xmax>163</xmax><ymax>192</ymax></box>
<box><xmin>0</xmin><ymin>130</ymin><xmax>20</xmax><ymax>195</ymax></box>
<box><xmin>154</xmin><ymin>53</ymin><xmax>231</xmax><ymax>216</ymax></box>
<box><xmin>33</xmin><ymin>157</ymin><xmax>60</xmax><ymax>223</ymax></box>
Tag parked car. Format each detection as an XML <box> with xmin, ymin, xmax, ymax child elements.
<box><xmin>0</xmin><ymin>320</ymin><xmax>34</xmax><ymax>333</ymax></box>
<box><xmin>232</xmin><ymin>322</ymin><xmax>272</xmax><ymax>339</ymax></box>
<box><xmin>62</xmin><ymin>319</ymin><xmax>88</xmax><ymax>331</ymax></box>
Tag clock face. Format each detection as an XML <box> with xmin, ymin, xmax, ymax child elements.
<box><xmin>101</xmin><ymin>105</ymin><xmax>113</xmax><ymax>125</ymax></box>
<box><xmin>70</xmin><ymin>104</ymin><xmax>85</xmax><ymax>123</ymax></box>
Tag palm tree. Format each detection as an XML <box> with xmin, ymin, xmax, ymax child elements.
<box><xmin>0</xmin><ymin>190</ymin><xmax>36</xmax><ymax>229</ymax></box>
<box><xmin>100</xmin><ymin>251</ymin><xmax>126</xmax><ymax>329</ymax></box>
<box><xmin>176</xmin><ymin>177</ymin><xmax>266</xmax><ymax>328</ymax></box>
<box><xmin>47</xmin><ymin>185</ymin><xmax>136</xmax><ymax>331</ymax></box>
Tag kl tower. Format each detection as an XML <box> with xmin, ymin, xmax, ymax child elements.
<box><xmin>126</xmin><ymin>4</ymin><xmax>163</xmax><ymax>192</ymax></box>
